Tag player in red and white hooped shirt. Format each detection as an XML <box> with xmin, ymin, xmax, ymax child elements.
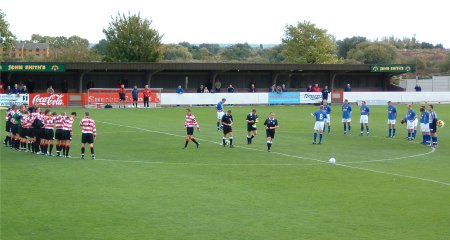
<box><xmin>61</xmin><ymin>112</ymin><xmax>77</xmax><ymax>158</ymax></box>
<box><xmin>4</xmin><ymin>105</ymin><xmax>16</xmax><ymax>147</ymax></box>
<box><xmin>80</xmin><ymin>112</ymin><xmax>96</xmax><ymax>159</ymax></box>
<box><xmin>183</xmin><ymin>108</ymin><xmax>200</xmax><ymax>149</ymax></box>
<box><xmin>41</xmin><ymin>110</ymin><xmax>56</xmax><ymax>156</ymax></box>
<box><xmin>53</xmin><ymin>112</ymin><xmax>66</xmax><ymax>157</ymax></box>
<box><xmin>20</xmin><ymin>110</ymin><xmax>33</xmax><ymax>152</ymax></box>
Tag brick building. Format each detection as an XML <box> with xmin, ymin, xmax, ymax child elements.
<box><xmin>1</xmin><ymin>42</ymin><xmax>50</xmax><ymax>60</ymax></box>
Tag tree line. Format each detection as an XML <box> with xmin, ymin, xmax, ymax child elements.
<box><xmin>1</xmin><ymin>10</ymin><xmax>449</xmax><ymax>74</ymax></box>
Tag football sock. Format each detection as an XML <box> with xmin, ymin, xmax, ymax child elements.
<box><xmin>27</xmin><ymin>142</ymin><xmax>32</xmax><ymax>151</ymax></box>
<box><xmin>192</xmin><ymin>139</ymin><xmax>199</xmax><ymax>146</ymax></box>
<box><xmin>247</xmin><ymin>135</ymin><xmax>251</xmax><ymax>144</ymax></box>
<box><xmin>413</xmin><ymin>130</ymin><xmax>417</xmax><ymax>138</ymax></box>
<box><xmin>313</xmin><ymin>132</ymin><xmax>317</xmax><ymax>142</ymax></box>
<box><xmin>66</xmin><ymin>146</ymin><xmax>70</xmax><ymax>156</ymax></box>
<box><xmin>184</xmin><ymin>140</ymin><xmax>189</xmax><ymax>148</ymax></box>
<box><xmin>49</xmin><ymin>144</ymin><xmax>53</xmax><ymax>154</ymax></box>
<box><xmin>217</xmin><ymin>122</ymin><xmax>220</xmax><ymax>129</ymax></box>
<box><xmin>90</xmin><ymin>147</ymin><xmax>94</xmax><ymax>155</ymax></box>
<box><xmin>360</xmin><ymin>126</ymin><xmax>364</xmax><ymax>132</ymax></box>
<box><xmin>343</xmin><ymin>125</ymin><xmax>347</xmax><ymax>132</ymax></box>
<box><xmin>348</xmin><ymin>125</ymin><xmax>351</xmax><ymax>132</ymax></box>
<box><xmin>266</xmin><ymin>141</ymin><xmax>271</xmax><ymax>150</ymax></box>
<box><xmin>4</xmin><ymin>136</ymin><xmax>9</xmax><ymax>145</ymax></box>
<box><xmin>81</xmin><ymin>147</ymin><xmax>85</xmax><ymax>154</ymax></box>
<box><xmin>222</xmin><ymin>137</ymin><xmax>226</xmax><ymax>146</ymax></box>
<box><xmin>319</xmin><ymin>134</ymin><xmax>323</xmax><ymax>143</ymax></box>
<box><xmin>229</xmin><ymin>137</ymin><xmax>233</xmax><ymax>146</ymax></box>
<box><xmin>388</xmin><ymin>129</ymin><xmax>392</xmax><ymax>136</ymax></box>
<box><xmin>408</xmin><ymin>132</ymin><xmax>411</xmax><ymax>139</ymax></box>
<box><xmin>393</xmin><ymin>128</ymin><xmax>396</xmax><ymax>136</ymax></box>
<box><xmin>366</xmin><ymin>126</ymin><xmax>369</xmax><ymax>133</ymax></box>
<box><xmin>328</xmin><ymin>125</ymin><xmax>331</xmax><ymax>133</ymax></box>
<box><xmin>251</xmin><ymin>135</ymin><xmax>255</xmax><ymax>139</ymax></box>
<box><xmin>432</xmin><ymin>136</ymin><xmax>437</xmax><ymax>144</ymax></box>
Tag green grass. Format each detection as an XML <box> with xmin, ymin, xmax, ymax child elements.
<box><xmin>1</xmin><ymin>104</ymin><xmax>450</xmax><ymax>240</ymax></box>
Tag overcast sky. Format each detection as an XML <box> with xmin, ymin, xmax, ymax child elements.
<box><xmin>3</xmin><ymin>0</ymin><xmax>449</xmax><ymax>48</ymax></box>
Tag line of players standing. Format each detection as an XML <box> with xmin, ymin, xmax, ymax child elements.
<box><xmin>183</xmin><ymin>98</ymin><xmax>440</xmax><ymax>152</ymax></box>
<box><xmin>4</xmin><ymin>104</ymin><xmax>76</xmax><ymax>157</ymax></box>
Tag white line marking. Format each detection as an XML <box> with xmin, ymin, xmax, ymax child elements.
<box><xmin>343</xmin><ymin>147</ymin><xmax>435</xmax><ymax>164</ymax></box>
<box><xmin>97</xmin><ymin>121</ymin><xmax>449</xmax><ymax>187</ymax></box>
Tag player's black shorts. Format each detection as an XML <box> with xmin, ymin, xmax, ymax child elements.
<box><xmin>20</xmin><ymin>128</ymin><xmax>28</xmax><ymax>138</ymax></box>
<box><xmin>266</xmin><ymin>129</ymin><xmax>275</xmax><ymax>139</ymax></box>
<box><xmin>143</xmin><ymin>96</ymin><xmax>149</xmax><ymax>102</ymax></box>
<box><xmin>11</xmin><ymin>125</ymin><xmax>18</xmax><ymax>135</ymax></box>
<box><xmin>28</xmin><ymin>128</ymin><xmax>34</xmax><ymax>138</ymax></box>
<box><xmin>132</xmin><ymin>97</ymin><xmax>138</xmax><ymax>101</ymax></box>
<box><xmin>82</xmin><ymin>133</ymin><xmax>94</xmax><ymax>144</ymax></box>
<box><xmin>119</xmin><ymin>93</ymin><xmax>126</xmax><ymax>101</ymax></box>
<box><xmin>186</xmin><ymin>127</ymin><xmax>194</xmax><ymax>135</ymax></box>
<box><xmin>223</xmin><ymin>126</ymin><xmax>232</xmax><ymax>135</ymax></box>
<box><xmin>247</xmin><ymin>124</ymin><xmax>257</xmax><ymax>132</ymax></box>
<box><xmin>55</xmin><ymin>129</ymin><xmax>63</xmax><ymax>140</ymax></box>
<box><xmin>44</xmin><ymin>128</ymin><xmax>55</xmax><ymax>140</ymax></box>
<box><xmin>429</xmin><ymin>122</ymin><xmax>437</xmax><ymax>133</ymax></box>
<box><xmin>5</xmin><ymin>122</ymin><xmax>11</xmax><ymax>132</ymax></box>
<box><xmin>62</xmin><ymin>130</ymin><xmax>71</xmax><ymax>140</ymax></box>
<box><xmin>33</xmin><ymin>129</ymin><xmax>42</xmax><ymax>139</ymax></box>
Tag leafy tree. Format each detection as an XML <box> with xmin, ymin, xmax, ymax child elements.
<box><xmin>0</xmin><ymin>10</ymin><xmax>16</xmax><ymax>60</ymax></box>
<box><xmin>347</xmin><ymin>41</ymin><xmax>398</xmax><ymax>64</ymax></box>
<box><xmin>220</xmin><ymin>43</ymin><xmax>254</xmax><ymax>61</ymax></box>
<box><xmin>439</xmin><ymin>53</ymin><xmax>450</xmax><ymax>72</ymax></box>
<box><xmin>93</xmin><ymin>39</ymin><xmax>108</xmax><ymax>56</ymax></box>
<box><xmin>281</xmin><ymin>21</ymin><xmax>341</xmax><ymax>64</ymax></box>
<box><xmin>102</xmin><ymin>12</ymin><xmax>162</xmax><ymax>62</ymax></box>
<box><xmin>162</xmin><ymin>44</ymin><xmax>193</xmax><ymax>61</ymax></box>
<box><xmin>434</xmin><ymin>43</ymin><xmax>444</xmax><ymax>49</ymax></box>
<box><xmin>199</xmin><ymin>43</ymin><xmax>220</xmax><ymax>55</ymax></box>
<box><xmin>337</xmin><ymin>36</ymin><xmax>367</xmax><ymax>58</ymax></box>
<box><xmin>258</xmin><ymin>45</ymin><xmax>284</xmax><ymax>63</ymax></box>
<box><xmin>420</xmin><ymin>42</ymin><xmax>434</xmax><ymax>49</ymax></box>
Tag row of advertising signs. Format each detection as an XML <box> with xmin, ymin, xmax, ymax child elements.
<box><xmin>0</xmin><ymin>92</ymin><xmax>327</xmax><ymax>107</ymax></box>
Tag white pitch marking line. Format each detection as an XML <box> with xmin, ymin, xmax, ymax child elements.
<box><xmin>97</xmin><ymin>121</ymin><xmax>449</xmax><ymax>187</ymax></box>
<box><xmin>343</xmin><ymin>147</ymin><xmax>435</xmax><ymax>164</ymax></box>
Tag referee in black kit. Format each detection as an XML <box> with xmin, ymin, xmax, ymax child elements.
<box><xmin>264</xmin><ymin>112</ymin><xmax>279</xmax><ymax>152</ymax></box>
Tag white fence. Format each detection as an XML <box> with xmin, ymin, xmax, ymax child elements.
<box><xmin>400</xmin><ymin>76</ymin><xmax>450</xmax><ymax>92</ymax></box>
<box><xmin>343</xmin><ymin>92</ymin><xmax>450</xmax><ymax>104</ymax></box>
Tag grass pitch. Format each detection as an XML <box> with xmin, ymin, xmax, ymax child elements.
<box><xmin>1</xmin><ymin>104</ymin><xmax>450</xmax><ymax>240</ymax></box>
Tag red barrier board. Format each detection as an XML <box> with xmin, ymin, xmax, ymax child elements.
<box><xmin>29</xmin><ymin>93</ymin><xmax>69</xmax><ymax>107</ymax></box>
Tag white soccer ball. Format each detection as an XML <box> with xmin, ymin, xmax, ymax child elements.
<box><xmin>329</xmin><ymin>158</ymin><xmax>336</xmax><ymax>164</ymax></box>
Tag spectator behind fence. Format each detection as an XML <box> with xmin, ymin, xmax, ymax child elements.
<box><xmin>12</xmin><ymin>84</ymin><xmax>20</xmax><ymax>94</ymax></box>
<box><xmin>61</xmin><ymin>80</ymin><xmax>69</xmax><ymax>93</ymax></box>
<box><xmin>344</xmin><ymin>83</ymin><xmax>352</xmax><ymax>92</ymax></box>
<box><xmin>269</xmin><ymin>84</ymin><xmax>276</xmax><ymax>92</ymax></box>
<box><xmin>282</xmin><ymin>83</ymin><xmax>288</xmax><ymax>92</ymax></box>
<box><xmin>197</xmin><ymin>85</ymin><xmax>204</xmax><ymax>93</ymax></box>
<box><xmin>47</xmin><ymin>85</ymin><xmax>55</xmax><ymax>95</ymax></box>
<box><xmin>227</xmin><ymin>84</ymin><xmax>235</xmax><ymax>93</ymax></box>
<box><xmin>249</xmin><ymin>84</ymin><xmax>256</xmax><ymax>93</ymax></box>
<box><xmin>176</xmin><ymin>85</ymin><xmax>184</xmax><ymax>94</ymax></box>
<box><xmin>306</xmin><ymin>85</ymin><xmax>312</xmax><ymax>92</ymax></box>
<box><xmin>414</xmin><ymin>84</ymin><xmax>422</xmax><ymax>92</ymax></box>
<box><xmin>0</xmin><ymin>84</ymin><xmax>4</xmax><ymax>94</ymax></box>
<box><xmin>21</xmin><ymin>86</ymin><xmax>28</xmax><ymax>94</ymax></box>
<box><xmin>311</xmin><ymin>83</ymin><xmax>321</xmax><ymax>92</ymax></box>
<box><xmin>215</xmin><ymin>80</ymin><xmax>222</xmax><ymax>92</ymax></box>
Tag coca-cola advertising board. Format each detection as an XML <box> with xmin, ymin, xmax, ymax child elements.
<box><xmin>29</xmin><ymin>93</ymin><xmax>69</xmax><ymax>107</ymax></box>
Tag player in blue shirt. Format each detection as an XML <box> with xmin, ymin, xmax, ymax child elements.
<box><xmin>428</xmin><ymin>104</ymin><xmax>438</xmax><ymax>147</ymax></box>
<box><xmin>323</xmin><ymin>100</ymin><xmax>331</xmax><ymax>133</ymax></box>
<box><xmin>311</xmin><ymin>105</ymin><xmax>327</xmax><ymax>144</ymax></box>
<box><xmin>359</xmin><ymin>101</ymin><xmax>370</xmax><ymax>136</ymax></box>
<box><xmin>406</xmin><ymin>104</ymin><xmax>417</xmax><ymax>141</ymax></box>
<box><xmin>387</xmin><ymin>101</ymin><xmax>397</xmax><ymax>138</ymax></box>
<box><xmin>341</xmin><ymin>99</ymin><xmax>352</xmax><ymax>135</ymax></box>
<box><xmin>419</xmin><ymin>106</ymin><xmax>430</xmax><ymax>145</ymax></box>
<box><xmin>215</xmin><ymin>98</ymin><xmax>226</xmax><ymax>130</ymax></box>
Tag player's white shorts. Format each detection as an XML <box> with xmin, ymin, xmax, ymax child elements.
<box><xmin>413</xmin><ymin>118</ymin><xmax>418</xmax><ymax>128</ymax></box>
<box><xmin>360</xmin><ymin>115</ymin><xmax>369</xmax><ymax>124</ymax></box>
<box><xmin>314</xmin><ymin>121</ymin><xmax>325</xmax><ymax>131</ymax></box>
<box><xmin>342</xmin><ymin>118</ymin><xmax>351</xmax><ymax>123</ymax></box>
<box><xmin>325</xmin><ymin>114</ymin><xmax>330</xmax><ymax>123</ymax></box>
<box><xmin>387</xmin><ymin>119</ymin><xmax>396</xmax><ymax>125</ymax></box>
<box><xmin>407</xmin><ymin>120</ymin><xmax>415</xmax><ymax>130</ymax></box>
<box><xmin>420</xmin><ymin>123</ymin><xmax>430</xmax><ymax>132</ymax></box>
<box><xmin>217</xmin><ymin>111</ymin><xmax>224</xmax><ymax>120</ymax></box>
